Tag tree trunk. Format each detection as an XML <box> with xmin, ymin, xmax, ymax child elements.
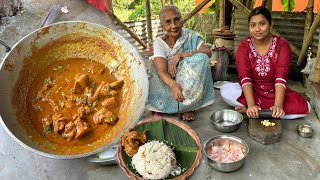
<box><xmin>228</xmin><ymin>0</ymin><xmax>301</xmax><ymax>57</ymax></box>
<box><xmin>302</xmin><ymin>0</ymin><xmax>314</xmax><ymax>51</ymax></box>
<box><xmin>0</xmin><ymin>0</ymin><xmax>21</xmax><ymax>17</ymax></box>
<box><xmin>170</xmin><ymin>0</ymin><xmax>174</xmax><ymax>5</ymax></box>
<box><xmin>219</xmin><ymin>0</ymin><xmax>225</xmax><ymax>28</ymax></box>
<box><xmin>110</xmin><ymin>13</ymin><xmax>148</xmax><ymax>49</ymax></box>
<box><xmin>183</xmin><ymin>0</ymin><xmax>211</xmax><ymax>22</ymax></box>
<box><xmin>146</xmin><ymin>0</ymin><xmax>153</xmax><ymax>45</ymax></box>
<box><xmin>297</xmin><ymin>7</ymin><xmax>320</xmax><ymax>66</ymax></box>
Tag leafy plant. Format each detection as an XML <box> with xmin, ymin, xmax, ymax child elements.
<box><xmin>128</xmin><ymin>4</ymin><xmax>146</xmax><ymax>20</ymax></box>
<box><xmin>280</xmin><ymin>0</ymin><xmax>296</xmax><ymax>12</ymax></box>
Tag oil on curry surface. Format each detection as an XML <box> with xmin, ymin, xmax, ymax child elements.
<box><xmin>12</xmin><ymin>33</ymin><xmax>133</xmax><ymax>155</ymax></box>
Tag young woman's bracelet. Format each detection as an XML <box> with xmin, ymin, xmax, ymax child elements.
<box><xmin>189</xmin><ymin>51</ymin><xmax>192</xmax><ymax>56</ymax></box>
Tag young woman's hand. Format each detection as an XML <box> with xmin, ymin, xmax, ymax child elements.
<box><xmin>246</xmin><ymin>105</ymin><xmax>261</xmax><ymax>118</ymax></box>
<box><xmin>170</xmin><ymin>82</ymin><xmax>184</xmax><ymax>102</ymax></box>
<box><xmin>270</xmin><ymin>106</ymin><xmax>285</xmax><ymax>118</ymax></box>
<box><xmin>169</xmin><ymin>53</ymin><xmax>181</xmax><ymax>78</ymax></box>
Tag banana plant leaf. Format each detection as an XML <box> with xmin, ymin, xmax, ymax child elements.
<box><xmin>281</xmin><ymin>0</ymin><xmax>296</xmax><ymax>12</ymax></box>
<box><xmin>120</xmin><ymin>118</ymin><xmax>201</xmax><ymax>179</ymax></box>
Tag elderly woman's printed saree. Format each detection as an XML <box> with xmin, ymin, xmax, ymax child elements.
<box><xmin>146</xmin><ymin>29</ymin><xmax>214</xmax><ymax>113</ymax></box>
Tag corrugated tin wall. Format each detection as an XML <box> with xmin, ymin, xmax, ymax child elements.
<box><xmin>116</xmin><ymin>19</ymin><xmax>164</xmax><ymax>50</ymax></box>
<box><xmin>234</xmin><ymin>10</ymin><xmax>306</xmax><ymax>63</ymax></box>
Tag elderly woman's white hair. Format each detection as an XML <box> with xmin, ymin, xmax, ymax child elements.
<box><xmin>159</xmin><ymin>5</ymin><xmax>182</xmax><ymax>23</ymax></box>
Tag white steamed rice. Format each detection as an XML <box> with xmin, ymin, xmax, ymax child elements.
<box><xmin>131</xmin><ymin>140</ymin><xmax>177</xmax><ymax>179</ymax></box>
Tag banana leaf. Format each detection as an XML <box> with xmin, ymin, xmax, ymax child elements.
<box><xmin>120</xmin><ymin>118</ymin><xmax>200</xmax><ymax>179</ymax></box>
<box><xmin>280</xmin><ymin>0</ymin><xmax>296</xmax><ymax>12</ymax></box>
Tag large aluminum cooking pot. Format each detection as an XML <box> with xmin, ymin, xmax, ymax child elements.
<box><xmin>0</xmin><ymin>21</ymin><xmax>148</xmax><ymax>159</ymax></box>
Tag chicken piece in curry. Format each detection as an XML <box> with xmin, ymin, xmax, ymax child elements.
<box><xmin>27</xmin><ymin>58</ymin><xmax>124</xmax><ymax>144</ymax></box>
<box><xmin>121</xmin><ymin>131</ymin><xmax>147</xmax><ymax>156</ymax></box>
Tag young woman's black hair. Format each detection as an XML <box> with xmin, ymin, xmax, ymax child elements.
<box><xmin>248</xmin><ymin>6</ymin><xmax>272</xmax><ymax>24</ymax></box>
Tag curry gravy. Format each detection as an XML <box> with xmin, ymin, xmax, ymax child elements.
<box><xmin>26</xmin><ymin>58</ymin><xmax>123</xmax><ymax>148</ymax></box>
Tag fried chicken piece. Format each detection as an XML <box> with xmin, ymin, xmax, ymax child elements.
<box><xmin>121</xmin><ymin>131</ymin><xmax>147</xmax><ymax>157</ymax></box>
<box><xmin>93</xmin><ymin>109</ymin><xmax>118</xmax><ymax>124</ymax></box>
<box><xmin>52</xmin><ymin>113</ymin><xmax>67</xmax><ymax>133</ymax></box>
<box><xmin>62</xmin><ymin>121</ymin><xmax>76</xmax><ymax>141</ymax></box>
<box><xmin>74</xmin><ymin>74</ymin><xmax>89</xmax><ymax>94</ymax></box>
<box><xmin>109</xmin><ymin>80</ymin><xmax>124</xmax><ymax>90</ymax></box>
<box><xmin>101</xmin><ymin>97</ymin><xmax>117</xmax><ymax>109</ymax></box>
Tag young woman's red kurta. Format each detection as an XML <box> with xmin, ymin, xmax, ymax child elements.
<box><xmin>236</xmin><ymin>35</ymin><xmax>309</xmax><ymax>114</ymax></box>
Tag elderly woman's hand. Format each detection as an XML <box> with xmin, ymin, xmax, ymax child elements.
<box><xmin>170</xmin><ymin>82</ymin><xmax>184</xmax><ymax>102</ymax></box>
<box><xmin>169</xmin><ymin>53</ymin><xmax>181</xmax><ymax>78</ymax></box>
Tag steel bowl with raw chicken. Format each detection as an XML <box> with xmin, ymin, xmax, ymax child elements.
<box><xmin>0</xmin><ymin>21</ymin><xmax>148</xmax><ymax>159</ymax></box>
<box><xmin>204</xmin><ymin>135</ymin><xmax>249</xmax><ymax>172</ymax></box>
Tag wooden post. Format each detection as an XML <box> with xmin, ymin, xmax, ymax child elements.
<box><xmin>313</xmin><ymin>33</ymin><xmax>320</xmax><ymax>83</ymax></box>
<box><xmin>228</xmin><ymin>0</ymin><xmax>301</xmax><ymax>57</ymax></box>
<box><xmin>146</xmin><ymin>0</ymin><xmax>153</xmax><ymax>45</ymax></box>
<box><xmin>219</xmin><ymin>0</ymin><xmax>225</xmax><ymax>28</ymax></box>
<box><xmin>302</xmin><ymin>0</ymin><xmax>314</xmax><ymax>56</ymax></box>
<box><xmin>245</xmin><ymin>0</ymin><xmax>252</xmax><ymax>9</ymax></box>
<box><xmin>250</xmin><ymin>0</ymin><xmax>256</xmax><ymax>9</ymax></box>
<box><xmin>266</xmin><ymin>0</ymin><xmax>272</xmax><ymax>11</ymax></box>
<box><xmin>183</xmin><ymin>0</ymin><xmax>211</xmax><ymax>22</ymax></box>
<box><xmin>110</xmin><ymin>13</ymin><xmax>148</xmax><ymax>49</ymax></box>
<box><xmin>297</xmin><ymin>7</ymin><xmax>320</xmax><ymax>66</ymax></box>
<box><xmin>0</xmin><ymin>0</ymin><xmax>21</xmax><ymax>17</ymax></box>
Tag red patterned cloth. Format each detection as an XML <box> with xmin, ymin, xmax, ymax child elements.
<box><xmin>236</xmin><ymin>35</ymin><xmax>309</xmax><ymax>114</ymax></box>
<box><xmin>87</xmin><ymin>0</ymin><xmax>112</xmax><ymax>14</ymax></box>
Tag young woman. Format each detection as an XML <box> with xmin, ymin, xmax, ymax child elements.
<box><xmin>146</xmin><ymin>5</ymin><xmax>215</xmax><ymax>121</ymax></box>
<box><xmin>221</xmin><ymin>6</ymin><xmax>310</xmax><ymax>119</ymax></box>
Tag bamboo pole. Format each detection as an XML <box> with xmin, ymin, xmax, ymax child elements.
<box><xmin>266</xmin><ymin>0</ymin><xmax>272</xmax><ymax>11</ymax></box>
<box><xmin>297</xmin><ymin>7</ymin><xmax>320</xmax><ymax>66</ymax></box>
<box><xmin>146</xmin><ymin>0</ymin><xmax>153</xmax><ymax>45</ymax></box>
<box><xmin>262</xmin><ymin>0</ymin><xmax>267</xmax><ymax>7</ymax></box>
<box><xmin>250</xmin><ymin>0</ymin><xmax>256</xmax><ymax>10</ymax></box>
<box><xmin>109</xmin><ymin>13</ymin><xmax>148</xmax><ymax>49</ymax></box>
<box><xmin>313</xmin><ymin>33</ymin><xmax>320</xmax><ymax>82</ymax></box>
<box><xmin>245</xmin><ymin>0</ymin><xmax>252</xmax><ymax>9</ymax></box>
<box><xmin>228</xmin><ymin>0</ymin><xmax>301</xmax><ymax>57</ymax></box>
<box><xmin>219</xmin><ymin>0</ymin><xmax>225</xmax><ymax>28</ymax></box>
<box><xmin>183</xmin><ymin>0</ymin><xmax>211</xmax><ymax>22</ymax></box>
<box><xmin>302</xmin><ymin>0</ymin><xmax>314</xmax><ymax>55</ymax></box>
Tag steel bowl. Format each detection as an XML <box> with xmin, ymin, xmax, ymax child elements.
<box><xmin>297</xmin><ymin>124</ymin><xmax>313</xmax><ymax>138</ymax></box>
<box><xmin>204</xmin><ymin>135</ymin><xmax>249</xmax><ymax>172</ymax></box>
<box><xmin>88</xmin><ymin>145</ymin><xmax>118</xmax><ymax>165</ymax></box>
<box><xmin>210</xmin><ymin>109</ymin><xmax>243</xmax><ymax>133</ymax></box>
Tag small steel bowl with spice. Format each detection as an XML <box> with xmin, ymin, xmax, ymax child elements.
<box><xmin>210</xmin><ymin>109</ymin><xmax>243</xmax><ymax>133</ymax></box>
<box><xmin>297</xmin><ymin>124</ymin><xmax>313</xmax><ymax>138</ymax></box>
<box><xmin>204</xmin><ymin>135</ymin><xmax>249</xmax><ymax>172</ymax></box>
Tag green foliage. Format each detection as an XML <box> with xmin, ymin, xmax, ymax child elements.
<box><xmin>205</xmin><ymin>0</ymin><xmax>219</xmax><ymax>14</ymax></box>
<box><xmin>128</xmin><ymin>4</ymin><xmax>146</xmax><ymax>20</ymax></box>
<box><xmin>280</xmin><ymin>0</ymin><xmax>296</xmax><ymax>12</ymax></box>
<box><xmin>114</xmin><ymin>0</ymin><xmax>195</xmax><ymax>22</ymax></box>
<box><xmin>113</xmin><ymin>0</ymin><xmax>136</xmax><ymax>9</ymax></box>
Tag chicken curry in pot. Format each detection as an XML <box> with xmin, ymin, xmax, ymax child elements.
<box><xmin>26</xmin><ymin>58</ymin><xmax>124</xmax><ymax>147</ymax></box>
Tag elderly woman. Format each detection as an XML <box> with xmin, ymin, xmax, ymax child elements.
<box><xmin>220</xmin><ymin>6</ymin><xmax>310</xmax><ymax>119</ymax></box>
<box><xmin>146</xmin><ymin>5</ymin><xmax>215</xmax><ymax>121</ymax></box>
